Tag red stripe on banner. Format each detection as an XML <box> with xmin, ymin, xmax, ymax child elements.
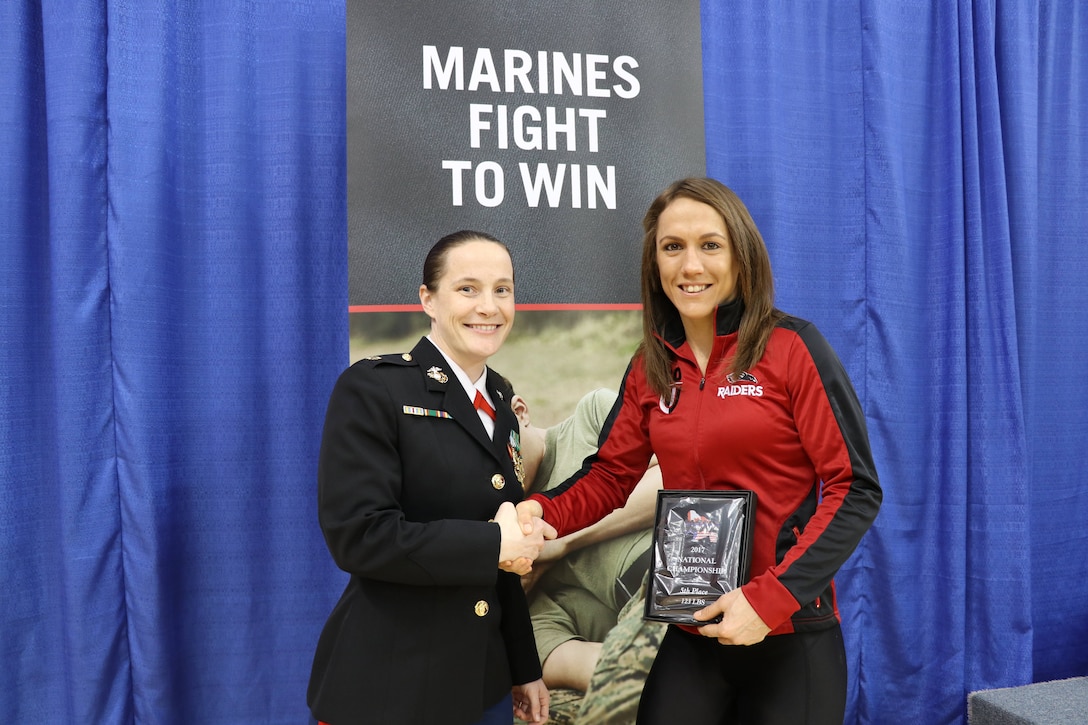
<box><xmin>515</xmin><ymin>303</ymin><xmax>642</xmax><ymax>311</ymax></box>
<box><xmin>348</xmin><ymin>304</ymin><xmax>423</xmax><ymax>312</ymax></box>
<box><xmin>348</xmin><ymin>303</ymin><xmax>642</xmax><ymax>313</ymax></box>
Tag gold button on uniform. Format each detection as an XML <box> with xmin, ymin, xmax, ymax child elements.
<box><xmin>474</xmin><ymin>600</ymin><xmax>489</xmax><ymax>617</ymax></box>
<box><xmin>491</xmin><ymin>474</ymin><xmax>505</xmax><ymax>490</ymax></box>
<box><xmin>401</xmin><ymin>353</ymin><xmax>412</xmax><ymax>361</ymax></box>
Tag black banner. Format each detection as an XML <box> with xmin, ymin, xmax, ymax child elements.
<box><xmin>348</xmin><ymin>0</ymin><xmax>705</xmax><ymax>306</ymax></box>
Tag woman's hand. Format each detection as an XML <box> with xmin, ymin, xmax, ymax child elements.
<box><xmin>519</xmin><ymin>559</ymin><xmax>555</xmax><ymax>593</ymax></box>
<box><xmin>541</xmin><ymin>532</ymin><xmax>577</xmax><ymax>564</ymax></box>
<box><xmin>692</xmin><ymin>588</ymin><xmax>771</xmax><ymax>646</ymax></box>
<box><xmin>512</xmin><ymin>678</ymin><xmax>550</xmax><ymax>723</ymax></box>
<box><xmin>515</xmin><ymin>499</ymin><xmax>545</xmax><ymax>534</ymax></box>
<box><xmin>495</xmin><ymin>501</ymin><xmax>552</xmax><ymax>573</ymax></box>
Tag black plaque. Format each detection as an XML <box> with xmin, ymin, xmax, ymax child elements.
<box><xmin>644</xmin><ymin>490</ymin><xmax>757</xmax><ymax>625</ymax></box>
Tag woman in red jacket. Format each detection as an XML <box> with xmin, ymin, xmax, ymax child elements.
<box><xmin>517</xmin><ymin>178</ymin><xmax>881</xmax><ymax>724</ymax></box>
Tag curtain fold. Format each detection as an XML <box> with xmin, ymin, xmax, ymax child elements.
<box><xmin>956</xmin><ymin>0</ymin><xmax>1034</xmax><ymax>693</ymax></box>
<box><xmin>1024</xmin><ymin>0</ymin><xmax>1088</xmax><ymax>683</ymax></box>
<box><xmin>0</xmin><ymin>2</ymin><xmax>127</xmax><ymax>722</ymax></box>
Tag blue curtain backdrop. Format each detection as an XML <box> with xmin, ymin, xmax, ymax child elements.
<box><xmin>1</xmin><ymin>1</ymin><xmax>346</xmax><ymax>723</ymax></box>
<box><xmin>1</xmin><ymin>2</ymin><xmax>1085</xmax><ymax>724</ymax></box>
<box><xmin>701</xmin><ymin>2</ymin><xmax>1088</xmax><ymax>723</ymax></box>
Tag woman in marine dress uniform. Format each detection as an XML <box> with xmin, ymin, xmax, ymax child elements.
<box><xmin>308</xmin><ymin>231</ymin><xmax>551</xmax><ymax>725</ymax></box>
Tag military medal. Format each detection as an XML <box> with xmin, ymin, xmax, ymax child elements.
<box><xmin>426</xmin><ymin>366</ymin><xmax>448</xmax><ymax>384</ymax></box>
<box><xmin>402</xmin><ymin>405</ymin><xmax>452</xmax><ymax>419</ymax></box>
<box><xmin>508</xmin><ymin>430</ymin><xmax>525</xmax><ymax>487</ymax></box>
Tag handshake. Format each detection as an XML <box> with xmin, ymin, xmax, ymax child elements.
<box><xmin>495</xmin><ymin>500</ymin><xmax>554</xmax><ymax>575</ymax></box>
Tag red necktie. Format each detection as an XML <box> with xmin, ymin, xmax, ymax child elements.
<box><xmin>473</xmin><ymin>390</ymin><xmax>496</xmax><ymax>421</ymax></box>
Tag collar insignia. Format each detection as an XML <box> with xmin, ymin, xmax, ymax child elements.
<box><xmin>426</xmin><ymin>366</ymin><xmax>449</xmax><ymax>384</ymax></box>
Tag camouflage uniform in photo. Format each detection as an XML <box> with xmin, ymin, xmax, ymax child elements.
<box><xmin>518</xmin><ymin>389</ymin><xmax>667</xmax><ymax>724</ymax></box>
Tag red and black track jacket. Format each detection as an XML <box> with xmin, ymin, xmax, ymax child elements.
<box><xmin>531</xmin><ymin>299</ymin><xmax>881</xmax><ymax>635</ymax></box>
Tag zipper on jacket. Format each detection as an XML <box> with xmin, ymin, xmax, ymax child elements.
<box><xmin>689</xmin><ymin>363</ymin><xmax>707</xmax><ymax>487</ymax></box>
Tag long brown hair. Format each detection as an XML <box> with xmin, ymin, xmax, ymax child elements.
<box><xmin>638</xmin><ymin>178</ymin><xmax>783</xmax><ymax>397</ymax></box>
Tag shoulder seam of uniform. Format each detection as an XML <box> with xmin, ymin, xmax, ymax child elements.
<box><xmin>356</xmin><ymin>353</ymin><xmax>417</xmax><ymax>366</ymax></box>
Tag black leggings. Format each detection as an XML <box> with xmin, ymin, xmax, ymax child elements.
<box><xmin>636</xmin><ymin>625</ymin><xmax>847</xmax><ymax>725</ymax></box>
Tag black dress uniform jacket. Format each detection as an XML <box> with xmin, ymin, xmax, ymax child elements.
<box><xmin>308</xmin><ymin>337</ymin><xmax>541</xmax><ymax>725</ymax></box>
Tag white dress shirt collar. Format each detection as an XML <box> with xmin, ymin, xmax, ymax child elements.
<box><xmin>426</xmin><ymin>335</ymin><xmax>495</xmax><ymax>438</ymax></box>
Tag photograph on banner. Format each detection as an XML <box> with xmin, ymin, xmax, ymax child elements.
<box><xmin>349</xmin><ymin>310</ymin><xmax>641</xmax><ymax>428</ymax></box>
<box><xmin>348</xmin><ymin>1</ymin><xmax>704</xmax><ymax>721</ymax></box>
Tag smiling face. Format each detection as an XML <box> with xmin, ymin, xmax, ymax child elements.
<box><xmin>419</xmin><ymin>239</ymin><xmax>515</xmax><ymax>379</ymax></box>
<box><xmin>655</xmin><ymin>196</ymin><xmax>738</xmax><ymax>332</ymax></box>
